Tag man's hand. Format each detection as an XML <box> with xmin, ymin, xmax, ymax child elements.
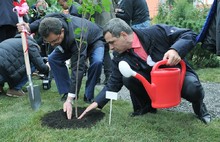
<box><xmin>62</xmin><ymin>9</ymin><xmax>69</xmax><ymax>14</ymax></box>
<box><xmin>163</xmin><ymin>49</ymin><xmax>181</xmax><ymax>66</ymax></box>
<box><xmin>78</xmin><ymin>102</ymin><xmax>98</xmax><ymax>119</ymax></box>
<box><xmin>16</xmin><ymin>22</ymin><xmax>30</xmax><ymax>33</ymax></box>
<box><xmin>63</xmin><ymin>100</ymin><xmax>73</xmax><ymax>119</ymax></box>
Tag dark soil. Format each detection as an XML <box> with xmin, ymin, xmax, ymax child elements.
<box><xmin>41</xmin><ymin>107</ymin><xmax>105</xmax><ymax>129</ymax></box>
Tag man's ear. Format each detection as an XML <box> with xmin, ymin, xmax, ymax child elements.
<box><xmin>120</xmin><ymin>31</ymin><xmax>128</xmax><ymax>39</ymax></box>
<box><xmin>61</xmin><ymin>28</ymin><xmax>65</xmax><ymax>33</ymax></box>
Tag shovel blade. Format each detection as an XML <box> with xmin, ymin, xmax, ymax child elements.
<box><xmin>27</xmin><ymin>85</ymin><xmax>41</xmax><ymax>111</ymax></box>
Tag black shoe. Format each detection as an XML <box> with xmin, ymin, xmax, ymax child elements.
<box><xmin>61</xmin><ymin>93</ymin><xmax>68</xmax><ymax>101</ymax></box>
<box><xmin>198</xmin><ymin>114</ymin><xmax>211</xmax><ymax>124</ymax></box>
<box><xmin>192</xmin><ymin>101</ymin><xmax>211</xmax><ymax>124</ymax></box>
<box><xmin>130</xmin><ymin>106</ymin><xmax>157</xmax><ymax>117</ymax></box>
<box><xmin>130</xmin><ymin>109</ymin><xmax>141</xmax><ymax>117</ymax></box>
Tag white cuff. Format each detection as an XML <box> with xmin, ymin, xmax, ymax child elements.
<box><xmin>68</xmin><ymin>93</ymin><xmax>76</xmax><ymax>98</ymax></box>
<box><xmin>66</xmin><ymin>99</ymin><xmax>73</xmax><ymax>105</ymax></box>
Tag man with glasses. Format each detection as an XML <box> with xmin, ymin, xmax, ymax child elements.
<box><xmin>18</xmin><ymin>13</ymin><xmax>105</xmax><ymax>104</ymax></box>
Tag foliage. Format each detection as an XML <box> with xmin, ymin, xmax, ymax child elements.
<box><xmin>154</xmin><ymin>0</ymin><xmax>220</xmax><ymax>69</ymax></box>
<box><xmin>69</xmin><ymin>0</ymin><xmax>112</xmax><ymax>22</ymax></box>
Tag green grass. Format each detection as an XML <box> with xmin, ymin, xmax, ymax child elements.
<box><xmin>0</xmin><ymin>69</ymin><xmax>220</xmax><ymax>142</ymax></box>
<box><xmin>196</xmin><ymin>67</ymin><xmax>220</xmax><ymax>83</ymax></box>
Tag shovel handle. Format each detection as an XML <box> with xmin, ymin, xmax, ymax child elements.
<box><xmin>21</xmin><ymin>32</ymin><xmax>31</xmax><ymax>76</ymax></box>
<box><xmin>17</xmin><ymin>17</ymin><xmax>32</xmax><ymax>78</ymax></box>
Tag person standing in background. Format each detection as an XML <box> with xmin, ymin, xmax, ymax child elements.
<box><xmin>0</xmin><ymin>0</ymin><xmax>18</xmax><ymax>42</ymax></box>
<box><xmin>29</xmin><ymin>0</ymin><xmax>48</xmax><ymax>23</ymax></box>
<box><xmin>0</xmin><ymin>0</ymin><xmax>19</xmax><ymax>94</ymax></box>
<box><xmin>196</xmin><ymin>0</ymin><xmax>220</xmax><ymax>56</ymax></box>
<box><xmin>115</xmin><ymin>0</ymin><xmax>151</xmax><ymax>29</ymax></box>
<box><xmin>93</xmin><ymin>0</ymin><xmax>115</xmax><ymax>85</ymax></box>
<box><xmin>57</xmin><ymin>0</ymin><xmax>82</xmax><ymax>17</ymax></box>
<box><xmin>29</xmin><ymin>0</ymin><xmax>49</xmax><ymax>57</ymax></box>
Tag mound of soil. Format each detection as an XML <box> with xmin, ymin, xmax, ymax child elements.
<box><xmin>41</xmin><ymin>107</ymin><xmax>105</xmax><ymax>129</ymax></box>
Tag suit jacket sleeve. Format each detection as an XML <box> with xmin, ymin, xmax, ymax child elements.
<box><xmin>94</xmin><ymin>56</ymin><xmax>124</xmax><ymax>109</ymax></box>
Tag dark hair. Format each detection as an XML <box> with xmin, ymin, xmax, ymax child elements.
<box><xmin>103</xmin><ymin>18</ymin><xmax>133</xmax><ymax>37</ymax></box>
<box><xmin>38</xmin><ymin>17</ymin><xmax>63</xmax><ymax>38</ymax></box>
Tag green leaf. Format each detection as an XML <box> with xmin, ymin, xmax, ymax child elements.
<box><xmin>74</xmin><ymin>28</ymin><xmax>81</xmax><ymax>35</ymax></box>
<box><xmin>101</xmin><ymin>0</ymin><xmax>111</xmax><ymax>12</ymax></box>
<box><xmin>94</xmin><ymin>5</ymin><xmax>102</xmax><ymax>13</ymax></box>
<box><xmin>66</xmin><ymin>18</ymin><xmax>72</xmax><ymax>23</ymax></box>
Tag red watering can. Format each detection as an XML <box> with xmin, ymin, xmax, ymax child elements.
<box><xmin>118</xmin><ymin>60</ymin><xmax>186</xmax><ymax>108</ymax></box>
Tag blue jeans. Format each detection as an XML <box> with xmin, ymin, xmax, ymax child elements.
<box><xmin>48</xmin><ymin>45</ymin><xmax>104</xmax><ymax>100</ymax></box>
<box><xmin>14</xmin><ymin>66</ymin><xmax>36</xmax><ymax>90</ymax></box>
<box><xmin>84</xmin><ymin>46</ymin><xmax>104</xmax><ymax>99</ymax></box>
<box><xmin>14</xmin><ymin>76</ymin><xmax>29</xmax><ymax>90</ymax></box>
<box><xmin>131</xmin><ymin>20</ymin><xmax>151</xmax><ymax>29</ymax></box>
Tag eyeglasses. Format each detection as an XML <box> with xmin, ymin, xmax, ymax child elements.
<box><xmin>43</xmin><ymin>34</ymin><xmax>61</xmax><ymax>44</ymax></box>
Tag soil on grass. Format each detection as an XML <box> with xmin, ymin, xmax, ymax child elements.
<box><xmin>41</xmin><ymin>107</ymin><xmax>105</xmax><ymax>129</ymax></box>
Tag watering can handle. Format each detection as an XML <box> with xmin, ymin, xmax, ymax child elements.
<box><xmin>151</xmin><ymin>60</ymin><xmax>168</xmax><ymax>71</ymax></box>
<box><xmin>152</xmin><ymin>60</ymin><xmax>186</xmax><ymax>90</ymax></box>
<box><xmin>179</xmin><ymin>60</ymin><xmax>186</xmax><ymax>90</ymax></box>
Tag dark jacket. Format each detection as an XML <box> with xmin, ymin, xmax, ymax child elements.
<box><xmin>94</xmin><ymin>24</ymin><xmax>197</xmax><ymax>108</ymax></box>
<box><xmin>29</xmin><ymin>13</ymin><xmax>104</xmax><ymax>55</ymax></box>
<box><xmin>0</xmin><ymin>34</ymin><xmax>49</xmax><ymax>88</ymax></box>
<box><xmin>115</xmin><ymin>0</ymin><xmax>150</xmax><ymax>25</ymax></box>
<box><xmin>196</xmin><ymin>0</ymin><xmax>220</xmax><ymax>56</ymax></box>
<box><xmin>0</xmin><ymin>0</ymin><xmax>18</xmax><ymax>26</ymax></box>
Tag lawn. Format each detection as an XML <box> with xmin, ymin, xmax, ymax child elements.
<box><xmin>0</xmin><ymin>68</ymin><xmax>220</xmax><ymax>142</ymax></box>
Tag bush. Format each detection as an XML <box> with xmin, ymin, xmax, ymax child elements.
<box><xmin>154</xmin><ymin>0</ymin><xmax>220</xmax><ymax>68</ymax></box>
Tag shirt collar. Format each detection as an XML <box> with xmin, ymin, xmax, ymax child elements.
<box><xmin>131</xmin><ymin>32</ymin><xmax>141</xmax><ymax>48</ymax></box>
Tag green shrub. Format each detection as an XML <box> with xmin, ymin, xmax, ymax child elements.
<box><xmin>154</xmin><ymin>0</ymin><xmax>220</xmax><ymax>68</ymax></box>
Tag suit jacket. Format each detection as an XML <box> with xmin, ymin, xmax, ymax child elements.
<box><xmin>115</xmin><ymin>0</ymin><xmax>150</xmax><ymax>25</ymax></box>
<box><xmin>94</xmin><ymin>24</ymin><xmax>197</xmax><ymax>109</ymax></box>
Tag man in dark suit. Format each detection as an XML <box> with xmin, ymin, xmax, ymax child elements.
<box><xmin>75</xmin><ymin>18</ymin><xmax>211</xmax><ymax>124</ymax></box>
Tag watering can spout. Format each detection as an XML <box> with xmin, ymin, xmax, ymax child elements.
<box><xmin>118</xmin><ymin>61</ymin><xmax>136</xmax><ymax>77</ymax></box>
<box><xmin>134</xmin><ymin>73</ymin><xmax>156</xmax><ymax>102</ymax></box>
<box><xmin>118</xmin><ymin>61</ymin><xmax>155</xmax><ymax>101</ymax></box>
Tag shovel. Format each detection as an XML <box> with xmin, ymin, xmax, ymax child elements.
<box><xmin>13</xmin><ymin>0</ymin><xmax>41</xmax><ymax>110</ymax></box>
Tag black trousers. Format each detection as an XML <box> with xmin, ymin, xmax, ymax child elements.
<box><xmin>123</xmin><ymin>70</ymin><xmax>205</xmax><ymax>112</ymax></box>
<box><xmin>0</xmin><ymin>25</ymin><xmax>17</xmax><ymax>42</ymax></box>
